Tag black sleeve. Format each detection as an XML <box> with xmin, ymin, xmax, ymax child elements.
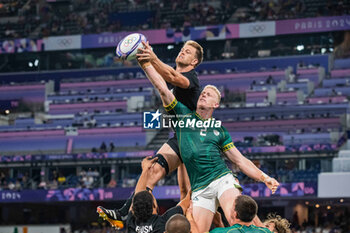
<box><xmin>167</xmin><ymin>82</ymin><xmax>174</xmax><ymax>90</ymax></box>
<box><xmin>161</xmin><ymin>205</ymin><xmax>183</xmax><ymax>222</ymax></box>
<box><xmin>182</xmin><ymin>70</ymin><xmax>199</xmax><ymax>89</ymax></box>
<box><xmin>125</xmin><ymin>211</ymin><xmax>134</xmax><ymax>227</ymax></box>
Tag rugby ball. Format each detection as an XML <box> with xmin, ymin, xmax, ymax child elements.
<box><xmin>116</xmin><ymin>33</ymin><xmax>147</xmax><ymax>61</ymax></box>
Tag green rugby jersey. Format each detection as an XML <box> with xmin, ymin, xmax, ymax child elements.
<box><xmin>165</xmin><ymin>98</ymin><xmax>236</xmax><ymax>192</ymax></box>
<box><xmin>210</xmin><ymin>224</ymin><xmax>273</xmax><ymax>233</ymax></box>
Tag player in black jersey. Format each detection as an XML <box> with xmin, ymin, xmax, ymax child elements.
<box><xmin>137</xmin><ymin>40</ymin><xmax>203</xmax><ymax>189</ymax></box>
<box><xmin>97</xmin><ymin>40</ymin><xmax>203</xmax><ymax>228</ymax></box>
<box><xmin>98</xmin><ymin>156</ymin><xmax>191</xmax><ymax>233</ymax></box>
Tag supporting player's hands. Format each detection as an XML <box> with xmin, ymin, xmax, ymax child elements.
<box><xmin>264</xmin><ymin>177</ymin><xmax>280</xmax><ymax>194</ymax></box>
<box><xmin>136</xmin><ymin>41</ymin><xmax>158</xmax><ymax>64</ymax></box>
<box><xmin>213</xmin><ymin>211</ymin><xmax>224</xmax><ymax>228</ymax></box>
<box><xmin>185</xmin><ymin>201</ymin><xmax>194</xmax><ymax>219</ymax></box>
<box><xmin>141</xmin><ymin>156</ymin><xmax>158</xmax><ymax>171</ymax></box>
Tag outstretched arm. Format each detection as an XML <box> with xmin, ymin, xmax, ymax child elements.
<box><xmin>177</xmin><ymin>190</ymin><xmax>191</xmax><ymax>214</ymax></box>
<box><xmin>224</xmin><ymin>147</ymin><xmax>279</xmax><ymax>194</ymax></box>
<box><xmin>134</xmin><ymin>156</ymin><xmax>158</xmax><ymax>194</ymax></box>
<box><xmin>137</xmin><ymin>42</ymin><xmax>190</xmax><ymax>88</ymax></box>
<box><xmin>140</xmin><ymin>62</ymin><xmax>176</xmax><ymax>107</ymax></box>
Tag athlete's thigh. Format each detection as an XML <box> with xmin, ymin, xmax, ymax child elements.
<box><xmin>218</xmin><ymin>188</ymin><xmax>241</xmax><ymax>225</ymax></box>
<box><xmin>193</xmin><ymin>206</ymin><xmax>215</xmax><ymax>233</ymax></box>
<box><xmin>157</xmin><ymin>143</ymin><xmax>181</xmax><ymax>173</ymax></box>
<box><xmin>191</xmin><ymin>186</ymin><xmax>217</xmax><ymax>232</ymax></box>
<box><xmin>217</xmin><ymin>175</ymin><xmax>242</xmax><ymax>225</ymax></box>
<box><xmin>147</xmin><ymin>142</ymin><xmax>181</xmax><ymax>189</ymax></box>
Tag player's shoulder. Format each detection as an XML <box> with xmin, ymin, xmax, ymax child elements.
<box><xmin>210</xmin><ymin>224</ymin><xmax>241</xmax><ymax>233</ymax></box>
<box><xmin>181</xmin><ymin>68</ymin><xmax>197</xmax><ymax>76</ymax></box>
<box><xmin>181</xmin><ymin>69</ymin><xmax>199</xmax><ymax>81</ymax></box>
<box><xmin>250</xmin><ymin>225</ymin><xmax>273</xmax><ymax>233</ymax></box>
<box><xmin>217</xmin><ymin>124</ymin><xmax>229</xmax><ymax>134</ymax></box>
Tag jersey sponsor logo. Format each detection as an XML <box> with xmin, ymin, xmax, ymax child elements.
<box><xmin>213</xmin><ymin>130</ymin><xmax>220</xmax><ymax>136</ymax></box>
<box><xmin>143</xmin><ymin>110</ymin><xmax>161</xmax><ymax>129</ymax></box>
<box><xmin>135</xmin><ymin>225</ymin><xmax>153</xmax><ymax>233</ymax></box>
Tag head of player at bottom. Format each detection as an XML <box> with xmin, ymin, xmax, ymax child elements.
<box><xmin>231</xmin><ymin>195</ymin><xmax>258</xmax><ymax>224</ymax></box>
<box><xmin>131</xmin><ymin>190</ymin><xmax>159</xmax><ymax>223</ymax></box>
<box><xmin>263</xmin><ymin>214</ymin><xmax>291</xmax><ymax>233</ymax></box>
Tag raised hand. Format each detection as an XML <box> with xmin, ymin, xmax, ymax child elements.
<box><xmin>136</xmin><ymin>41</ymin><xmax>157</xmax><ymax>63</ymax></box>
<box><xmin>264</xmin><ymin>177</ymin><xmax>279</xmax><ymax>194</ymax></box>
<box><xmin>141</xmin><ymin>156</ymin><xmax>158</xmax><ymax>171</ymax></box>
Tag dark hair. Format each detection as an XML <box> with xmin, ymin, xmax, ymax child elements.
<box><xmin>132</xmin><ymin>191</ymin><xmax>154</xmax><ymax>223</ymax></box>
<box><xmin>165</xmin><ymin>214</ymin><xmax>191</xmax><ymax>233</ymax></box>
<box><xmin>235</xmin><ymin>195</ymin><xmax>258</xmax><ymax>222</ymax></box>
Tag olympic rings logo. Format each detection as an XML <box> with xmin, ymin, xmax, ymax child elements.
<box><xmin>123</xmin><ymin>36</ymin><xmax>137</xmax><ymax>47</ymax></box>
<box><xmin>249</xmin><ymin>24</ymin><xmax>266</xmax><ymax>33</ymax></box>
<box><xmin>57</xmin><ymin>38</ymin><xmax>73</xmax><ymax>47</ymax></box>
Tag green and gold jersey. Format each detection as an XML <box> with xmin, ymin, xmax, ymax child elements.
<box><xmin>165</xmin><ymin>98</ymin><xmax>235</xmax><ymax>192</ymax></box>
<box><xmin>210</xmin><ymin>224</ymin><xmax>273</xmax><ymax>233</ymax></box>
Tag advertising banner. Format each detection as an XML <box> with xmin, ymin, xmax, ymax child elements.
<box><xmin>0</xmin><ymin>182</ymin><xmax>317</xmax><ymax>203</ymax></box>
<box><xmin>0</xmin><ymin>150</ymin><xmax>155</xmax><ymax>163</ymax></box>
<box><xmin>239</xmin><ymin>21</ymin><xmax>276</xmax><ymax>38</ymax></box>
<box><xmin>44</xmin><ymin>35</ymin><xmax>81</xmax><ymax>51</ymax></box>
<box><xmin>0</xmin><ymin>16</ymin><xmax>349</xmax><ymax>54</ymax></box>
<box><xmin>81</xmin><ymin>25</ymin><xmax>238</xmax><ymax>49</ymax></box>
<box><xmin>276</xmin><ymin>15</ymin><xmax>350</xmax><ymax>35</ymax></box>
<box><xmin>0</xmin><ymin>38</ymin><xmax>43</xmax><ymax>54</ymax></box>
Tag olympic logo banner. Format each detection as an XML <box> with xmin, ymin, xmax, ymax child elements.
<box><xmin>239</xmin><ymin>21</ymin><xmax>276</xmax><ymax>38</ymax></box>
<box><xmin>44</xmin><ymin>35</ymin><xmax>81</xmax><ymax>51</ymax></box>
<box><xmin>276</xmin><ymin>15</ymin><xmax>350</xmax><ymax>35</ymax></box>
<box><xmin>0</xmin><ymin>16</ymin><xmax>349</xmax><ymax>54</ymax></box>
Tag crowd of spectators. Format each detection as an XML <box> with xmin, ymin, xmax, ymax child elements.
<box><xmin>246</xmin><ymin>0</ymin><xmax>307</xmax><ymax>22</ymax></box>
<box><xmin>36</xmin><ymin>168</ymin><xmax>101</xmax><ymax>190</ymax></box>
<box><xmin>0</xmin><ymin>171</ymin><xmax>29</xmax><ymax>191</ymax></box>
<box><xmin>1</xmin><ymin>0</ymin><xmax>349</xmax><ymax>40</ymax></box>
<box><xmin>0</xmin><ymin>160</ymin><xmax>321</xmax><ymax>191</ymax></box>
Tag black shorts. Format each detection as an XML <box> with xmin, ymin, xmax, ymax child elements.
<box><xmin>165</xmin><ymin>134</ymin><xmax>183</xmax><ymax>163</ymax></box>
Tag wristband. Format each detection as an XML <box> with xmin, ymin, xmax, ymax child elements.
<box><xmin>141</xmin><ymin>61</ymin><xmax>151</xmax><ymax>69</ymax></box>
<box><xmin>260</xmin><ymin>173</ymin><xmax>269</xmax><ymax>183</ymax></box>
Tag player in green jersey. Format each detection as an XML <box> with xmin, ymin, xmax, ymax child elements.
<box><xmin>138</xmin><ymin>61</ymin><xmax>279</xmax><ymax>232</ymax></box>
<box><xmin>210</xmin><ymin>195</ymin><xmax>273</xmax><ymax>233</ymax></box>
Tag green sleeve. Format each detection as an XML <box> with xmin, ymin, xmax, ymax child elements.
<box><xmin>220</xmin><ymin>126</ymin><xmax>235</xmax><ymax>152</ymax></box>
<box><xmin>210</xmin><ymin>227</ymin><xmax>227</xmax><ymax>233</ymax></box>
<box><xmin>164</xmin><ymin>98</ymin><xmax>192</xmax><ymax>120</ymax></box>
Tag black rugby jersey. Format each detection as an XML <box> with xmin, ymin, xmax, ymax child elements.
<box><xmin>126</xmin><ymin>206</ymin><xmax>183</xmax><ymax>233</ymax></box>
<box><xmin>168</xmin><ymin>69</ymin><xmax>200</xmax><ymax>111</ymax></box>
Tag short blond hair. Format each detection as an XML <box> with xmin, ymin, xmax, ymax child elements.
<box><xmin>184</xmin><ymin>40</ymin><xmax>203</xmax><ymax>68</ymax></box>
<box><xmin>264</xmin><ymin>214</ymin><xmax>291</xmax><ymax>233</ymax></box>
<box><xmin>203</xmin><ymin>85</ymin><xmax>221</xmax><ymax>104</ymax></box>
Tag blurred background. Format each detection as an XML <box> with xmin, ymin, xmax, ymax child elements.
<box><xmin>0</xmin><ymin>0</ymin><xmax>350</xmax><ymax>232</ymax></box>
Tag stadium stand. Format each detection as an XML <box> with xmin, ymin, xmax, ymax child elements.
<box><xmin>1</xmin><ymin>1</ymin><xmax>350</xmax><ymax>232</ymax></box>
<box><xmin>1</xmin><ymin>0</ymin><xmax>349</xmax><ymax>40</ymax></box>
